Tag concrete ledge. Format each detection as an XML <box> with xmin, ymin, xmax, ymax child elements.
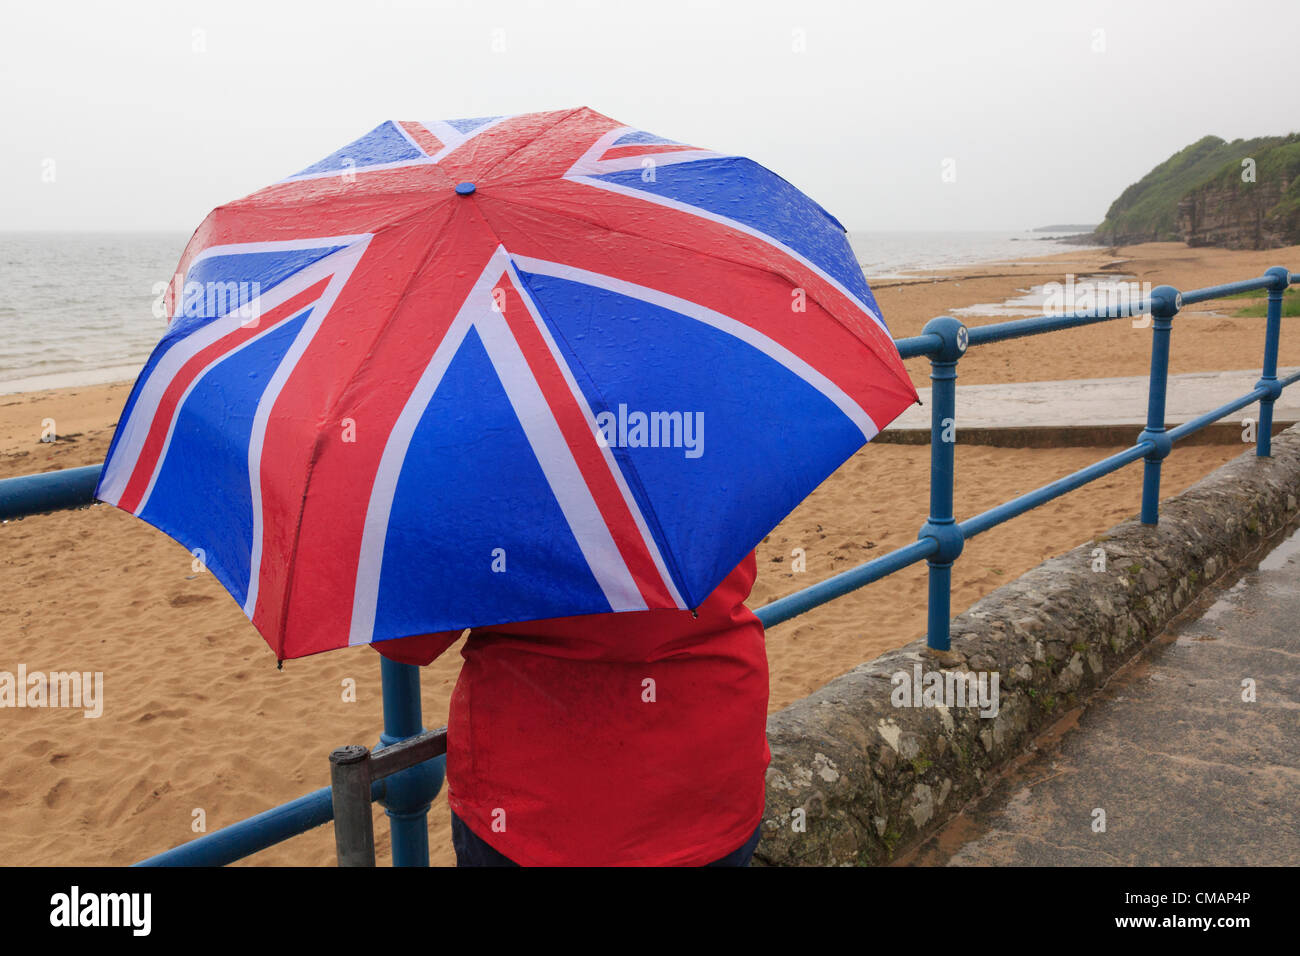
<box><xmin>755</xmin><ymin>423</ymin><xmax>1300</xmax><ymax>866</ymax></box>
<box><xmin>890</xmin><ymin>368</ymin><xmax>1300</xmax><ymax>439</ymax></box>
<box><xmin>873</xmin><ymin>421</ymin><xmax>1294</xmax><ymax>448</ymax></box>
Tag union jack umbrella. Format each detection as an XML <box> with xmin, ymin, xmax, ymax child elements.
<box><xmin>97</xmin><ymin>108</ymin><xmax>918</xmax><ymax>660</ymax></box>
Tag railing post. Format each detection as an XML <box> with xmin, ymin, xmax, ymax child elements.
<box><xmin>1139</xmin><ymin>285</ymin><xmax>1181</xmax><ymax>525</ymax></box>
<box><xmin>376</xmin><ymin>656</ymin><xmax>445</xmax><ymax>867</ymax></box>
<box><xmin>329</xmin><ymin>745</ymin><xmax>376</xmax><ymax>867</ymax></box>
<box><xmin>1256</xmin><ymin>266</ymin><xmax>1291</xmax><ymax>457</ymax></box>
<box><xmin>918</xmin><ymin>317</ymin><xmax>968</xmax><ymax>652</ymax></box>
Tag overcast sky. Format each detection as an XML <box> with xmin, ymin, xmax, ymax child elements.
<box><xmin>3</xmin><ymin>0</ymin><xmax>1296</xmax><ymax>234</ymax></box>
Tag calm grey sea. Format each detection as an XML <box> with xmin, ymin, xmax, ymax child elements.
<box><xmin>0</xmin><ymin>229</ymin><xmax>1092</xmax><ymax>394</ymax></box>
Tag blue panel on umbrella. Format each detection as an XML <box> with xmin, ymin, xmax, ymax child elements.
<box><xmin>187</xmin><ymin>246</ymin><xmax>347</xmax><ymax>299</ymax></box>
<box><xmin>591</xmin><ymin>156</ymin><xmax>884</xmax><ymax>327</ymax></box>
<box><xmin>612</xmin><ymin>130</ymin><xmax>683</xmax><ymax>147</ymax></box>
<box><xmin>445</xmin><ymin>115</ymin><xmax>500</xmax><ymax>134</ymax></box>
<box><xmin>108</xmin><ymin>244</ymin><xmax>344</xmax><ymax>470</ymax></box>
<box><xmin>291</xmin><ymin>121</ymin><xmax>423</xmax><ymax>178</ymax></box>
<box><xmin>171</xmin><ymin>245</ymin><xmax>346</xmax><ymax>336</ymax></box>
<box><xmin>139</xmin><ymin>306</ymin><xmax>314</xmax><ymax>608</ymax></box>
<box><xmin>514</xmin><ymin>270</ymin><xmax>867</xmax><ymax>607</ymax></box>
<box><xmin>373</xmin><ymin>325</ymin><xmax>610</xmax><ymax>638</ymax></box>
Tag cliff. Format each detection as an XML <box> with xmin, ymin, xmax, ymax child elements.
<box><xmin>1178</xmin><ymin>138</ymin><xmax>1300</xmax><ymax>249</ymax></box>
<box><xmin>1092</xmin><ymin>133</ymin><xmax>1300</xmax><ymax>249</ymax></box>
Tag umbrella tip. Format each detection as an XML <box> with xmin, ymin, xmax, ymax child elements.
<box><xmin>455</xmin><ymin>181</ymin><xmax>477</xmax><ymax>196</ymax></box>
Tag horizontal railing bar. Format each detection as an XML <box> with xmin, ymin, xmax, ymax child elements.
<box><xmin>0</xmin><ymin>465</ymin><xmax>101</xmax><ymax>521</ymax></box>
<box><xmin>1166</xmin><ymin>387</ymin><xmax>1270</xmax><ymax>443</ymax></box>
<box><xmin>135</xmin><ymin>784</ymin><xmax>350</xmax><ymax>867</ymax></box>
<box><xmin>754</xmin><ymin>537</ymin><xmax>937</xmax><ymax>629</ymax></box>
<box><xmin>368</xmin><ymin>727</ymin><xmax>447</xmax><ymax>780</ymax></box>
<box><xmin>895</xmin><ymin>332</ymin><xmax>942</xmax><ymax>359</ymax></box>
<box><xmin>135</xmin><ymin>734</ymin><xmax>448</xmax><ymax>866</ymax></box>
<box><xmin>965</xmin><ymin>301</ymin><xmax>1152</xmax><ymax>347</ymax></box>
<box><xmin>681</xmin><ymin>367</ymin><xmax>1300</xmax><ymax>635</ymax></box>
<box><xmin>960</xmin><ymin>442</ymin><xmax>1152</xmax><ymax>540</ymax></box>
<box><xmin>908</xmin><ymin>273</ymin><xmax>1281</xmax><ymax>355</ymax></box>
<box><xmin>1179</xmin><ymin>276</ymin><xmax>1275</xmax><ymax>305</ymax></box>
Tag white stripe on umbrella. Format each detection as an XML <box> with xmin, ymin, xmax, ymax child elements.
<box><xmin>97</xmin><ymin>237</ymin><xmax>370</xmax><ymax>508</ymax></box>
<box><xmin>564</xmin><ymin>170</ymin><xmax>889</xmax><ymax>338</ymax></box>
<box><xmin>566</xmin><ymin>124</ymin><xmax>723</xmax><ymax>177</ymax></box>
<box><xmin>474</xmin><ymin>291</ymin><xmax>648</xmax><ymax>610</ymax></box>
<box><xmin>242</xmin><ymin>239</ymin><xmax>371</xmax><ymax>619</ymax></box>
<box><xmin>347</xmin><ymin>247</ymin><xmax>646</xmax><ymax>647</ymax></box>
<box><xmin>502</xmin><ymin>257</ymin><xmax>688</xmax><ymax>610</ymax></box>
<box><xmin>508</xmin><ymin>253</ymin><xmax>881</xmax><ymax>441</ymax></box>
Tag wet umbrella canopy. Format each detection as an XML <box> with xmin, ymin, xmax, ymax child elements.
<box><xmin>97</xmin><ymin>107</ymin><xmax>917</xmax><ymax>660</ymax></box>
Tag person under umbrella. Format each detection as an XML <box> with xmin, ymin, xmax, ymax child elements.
<box><xmin>96</xmin><ymin>108</ymin><xmax>916</xmax><ymax>865</ymax></box>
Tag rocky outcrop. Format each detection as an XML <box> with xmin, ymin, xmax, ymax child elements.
<box><xmin>1178</xmin><ymin>177</ymin><xmax>1300</xmax><ymax>250</ymax></box>
<box><xmin>1090</xmin><ymin>133</ymin><xmax>1300</xmax><ymax>250</ymax></box>
<box><xmin>755</xmin><ymin>425</ymin><xmax>1300</xmax><ymax>866</ymax></box>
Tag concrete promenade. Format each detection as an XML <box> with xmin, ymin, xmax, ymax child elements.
<box><xmin>883</xmin><ymin>368</ymin><xmax>1300</xmax><ymax>446</ymax></box>
<box><xmin>906</xmin><ymin>524</ymin><xmax>1300</xmax><ymax>866</ymax></box>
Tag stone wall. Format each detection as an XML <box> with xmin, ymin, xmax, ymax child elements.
<box><xmin>754</xmin><ymin>424</ymin><xmax>1300</xmax><ymax>866</ymax></box>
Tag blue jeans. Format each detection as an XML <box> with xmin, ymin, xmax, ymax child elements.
<box><xmin>450</xmin><ymin>811</ymin><xmax>764</xmax><ymax>867</ymax></box>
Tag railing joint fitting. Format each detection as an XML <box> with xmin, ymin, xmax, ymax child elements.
<box><xmin>921</xmin><ymin>316</ymin><xmax>968</xmax><ymax>364</ymax></box>
<box><xmin>1150</xmin><ymin>285</ymin><xmax>1182</xmax><ymax>320</ymax></box>
<box><xmin>1255</xmin><ymin>377</ymin><xmax>1283</xmax><ymax>403</ymax></box>
<box><xmin>918</xmin><ymin>520</ymin><xmax>965</xmax><ymax>564</ymax></box>
<box><xmin>1138</xmin><ymin>429</ymin><xmax>1173</xmax><ymax>460</ymax></box>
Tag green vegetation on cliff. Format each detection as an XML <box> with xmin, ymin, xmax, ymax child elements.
<box><xmin>1195</xmin><ymin>136</ymin><xmax>1300</xmax><ymax>234</ymax></box>
<box><xmin>1094</xmin><ymin>133</ymin><xmax>1300</xmax><ymax>246</ymax></box>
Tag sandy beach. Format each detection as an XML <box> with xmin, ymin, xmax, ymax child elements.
<box><xmin>883</xmin><ymin>241</ymin><xmax>1300</xmax><ymax>389</ymax></box>
<box><xmin>0</xmin><ymin>240</ymin><xmax>1293</xmax><ymax>867</ymax></box>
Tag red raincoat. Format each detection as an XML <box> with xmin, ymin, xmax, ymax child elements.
<box><xmin>373</xmin><ymin>551</ymin><xmax>770</xmax><ymax>865</ymax></box>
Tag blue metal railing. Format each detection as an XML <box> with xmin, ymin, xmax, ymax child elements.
<box><xmin>756</xmin><ymin>266</ymin><xmax>1293</xmax><ymax>651</ymax></box>
<box><xmin>0</xmin><ymin>265</ymin><xmax>1292</xmax><ymax>864</ymax></box>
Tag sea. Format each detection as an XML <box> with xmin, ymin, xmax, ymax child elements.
<box><xmin>0</xmin><ymin>229</ymin><xmax>1095</xmax><ymax>395</ymax></box>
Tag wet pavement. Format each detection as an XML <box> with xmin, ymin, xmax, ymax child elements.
<box><xmin>903</xmin><ymin>524</ymin><xmax>1300</xmax><ymax>866</ymax></box>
